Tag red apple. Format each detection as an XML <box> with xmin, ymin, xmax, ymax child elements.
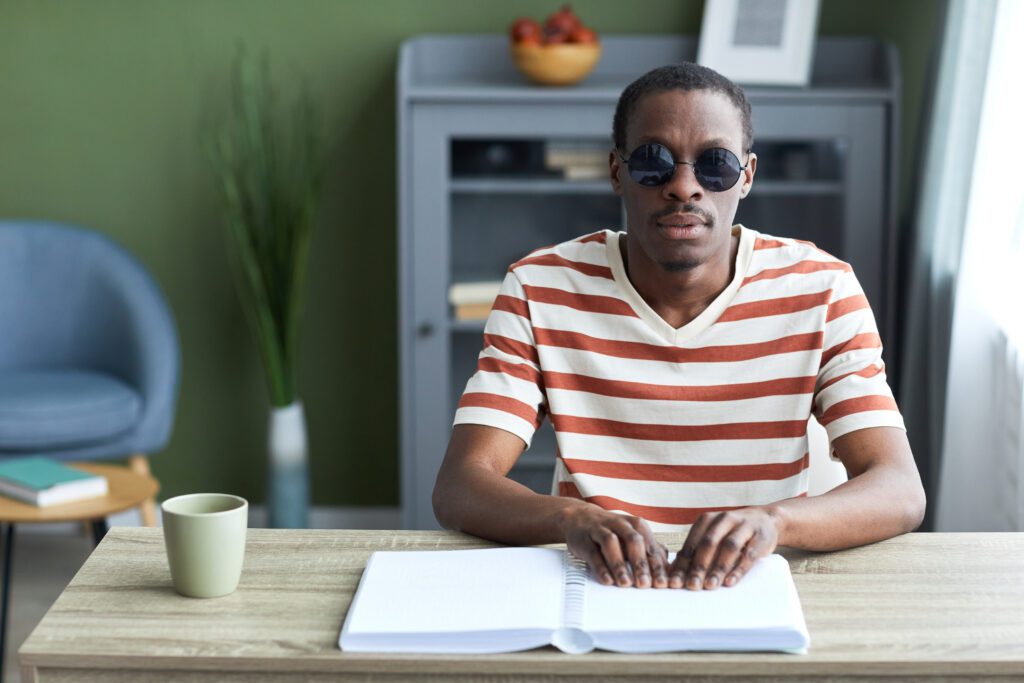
<box><xmin>543</xmin><ymin>27</ymin><xmax>570</xmax><ymax>45</ymax></box>
<box><xmin>545</xmin><ymin>5</ymin><xmax>581</xmax><ymax>35</ymax></box>
<box><xmin>510</xmin><ymin>17</ymin><xmax>542</xmax><ymax>43</ymax></box>
<box><xmin>568</xmin><ymin>26</ymin><xmax>598</xmax><ymax>44</ymax></box>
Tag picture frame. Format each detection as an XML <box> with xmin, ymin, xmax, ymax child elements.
<box><xmin>697</xmin><ymin>0</ymin><xmax>821</xmax><ymax>87</ymax></box>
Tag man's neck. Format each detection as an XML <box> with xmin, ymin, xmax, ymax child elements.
<box><xmin>620</xmin><ymin>230</ymin><xmax>739</xmax><ymax>330</ymax></box>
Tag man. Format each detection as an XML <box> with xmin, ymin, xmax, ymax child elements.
<box><xmin>433</xmin><ymin>63</ymin><xmax>925</xmax><ymax>591</ymax></box>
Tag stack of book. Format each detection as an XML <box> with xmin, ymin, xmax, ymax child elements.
<box><xmin>448</xmin><ymin>280</ymin><xmax>503</xmax><ymax>322</ymax></box>
<box><xmin>544</xmin><ymin>141</ymin><xmax>609</xmax><ymax>181</ymax></box>
<box><xmin>0</xmin><ymin>457</ymin><xmax>108</xmax><ymax>507</ymax></box>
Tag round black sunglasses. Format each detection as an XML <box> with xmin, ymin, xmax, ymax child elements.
<box><xmin>619</xmin><ymin>143</ymin><xmax>750</xmax><ymax>192</ymax></box>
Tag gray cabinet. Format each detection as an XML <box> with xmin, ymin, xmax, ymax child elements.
<box><xmin>398</xmin><ymin>35</ymin><xmax>900</xmax><ymax>530</ymax></box>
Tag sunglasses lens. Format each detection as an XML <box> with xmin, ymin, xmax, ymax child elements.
<box><xmin>694</xmin><ymin>148</ymin><xmax>742</xmax><ymax>192</ymax></box>
<box><xmin>627</xmin><ymin>144</ymin><xmax>675</xmax><ymax>187</ymax></box>
<box><xmin>625</xmin><ymin>144</ymin><xmax>745</xmax><ymax>191</ymax></box>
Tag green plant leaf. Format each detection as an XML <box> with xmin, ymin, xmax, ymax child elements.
<box><xmin>204</xmin><ymin>46</ymin><xmax>325</xmax><ymax>407</ymax></box>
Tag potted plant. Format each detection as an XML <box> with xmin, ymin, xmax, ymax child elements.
<box><xmin>206</xmin><ymin>52</ymin><xmax>325</xmax><ymax>528</ymax></box>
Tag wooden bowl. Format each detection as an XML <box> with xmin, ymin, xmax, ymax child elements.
<box><xmin>511</xmin><ymin>42</ymin><xmax>602</xmax><ymax>86</ymax></box>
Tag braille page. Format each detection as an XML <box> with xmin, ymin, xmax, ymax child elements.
<box><xmin>340</xmin><ymin>547</ymin><xmax>563</xmax><ymax>637</ymax></box>
<box><xmin>582</xmin><ymin>553</ymin><xmax>806</xmax><ymax>634</ymax></box>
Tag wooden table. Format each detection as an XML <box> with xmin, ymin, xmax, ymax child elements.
<box><xmin>18</xmin><ymin>529</ymin><xmax>1024</xmax><ymax>682</ymax></box>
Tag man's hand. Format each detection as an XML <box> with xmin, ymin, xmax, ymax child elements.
<box><xmin>561</xmin><ymin>506</ymin><xmax>670</xmax><ymax>588</ymax></box>
<box><xmin>668</xmin><ymin>508</ymin><xmax>781</xmax><ymax>590</ymax></box>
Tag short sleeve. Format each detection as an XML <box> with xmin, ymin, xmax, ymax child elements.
<box><xmin>452</xmin><ymin>270</ymin><xmax>547</xmax><ymax>448</ymax></box>
<box><xmin>813</xmin><ymin>269</ymin><xmax>905</xmax><ymax>446</ymax></box>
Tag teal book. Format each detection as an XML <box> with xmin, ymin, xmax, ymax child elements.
<box><xmin>0</xmin><ymin>457</ymin><xmax>108</xmax><ymax>507</ymax></box>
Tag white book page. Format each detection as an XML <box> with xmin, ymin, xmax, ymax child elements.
<box><xmin>344</xmin><ymin>547</ymin><xmax>564</xmax><ymax>634</ymax></box>
<box><xmin>582</xmin><ymin>554</ymin><xmax>803</xmax><ymax>633</ymax></box>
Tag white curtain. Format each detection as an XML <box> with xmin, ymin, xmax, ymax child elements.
<box><xmin>936</xmin><ymin>0</ymin><xmax>1024</xmax><ymax>530</ymax></box>
<box><xmin>898</xmin><ymin>0</ymin><xmax>993</xmax><ymax>527</ymax></box>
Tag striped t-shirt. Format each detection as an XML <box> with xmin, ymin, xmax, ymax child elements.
<box><xmin>453</xmin><ymin>225</ymin><xmax>905</xmax><ymax>532</ymax></box>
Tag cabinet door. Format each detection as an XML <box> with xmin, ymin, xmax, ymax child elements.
<box><xmin>403</xmin><ymin>105</ymin><xmax>452</xmax><ymax>531</ymax></box>
<box><xmin>404</xmin><ymin>102</ymin><xmax>617</xmax><ymax>530</ymax></box>
<box><xmin>741</xmin><ymin>102</ymin><xmax>892</xmax><ymax>350</ymax></box>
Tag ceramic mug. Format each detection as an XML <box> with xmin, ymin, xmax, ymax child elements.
<box><xmin>161</xmin><ymin>493</ymin><xmax>248</xmax><ymax>598</ymax></box>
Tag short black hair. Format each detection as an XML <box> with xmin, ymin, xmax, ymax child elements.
<box><xmin>612</xmin><ymin>63</ymin><xmax>754</xmax><ymax>154</ymax></box>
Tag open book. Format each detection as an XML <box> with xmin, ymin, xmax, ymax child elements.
<box><xmin>339</xmin><ymin>547</ymin><xmax>809</xmax><ymax>654</ymax></box>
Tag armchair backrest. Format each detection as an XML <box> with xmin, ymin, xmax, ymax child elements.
<box><xmin>0</xmin><ymin>219</ymin><xmax>181</xmax><ymax>454</ymax></box>
<box><xmin>0</xmin><ymin>221</ymin><xmax>161</xmax><ymax>368</ymax></box>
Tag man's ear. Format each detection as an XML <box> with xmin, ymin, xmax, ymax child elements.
<box><xmin>609</xmin><ymin>149</ymin><xmax>623</xmax><ymax>196</ymax></box>
<box><xmin>738</xmin><ymin>153</ymin><xmax>757</xmax><ymax>199</ymax></box>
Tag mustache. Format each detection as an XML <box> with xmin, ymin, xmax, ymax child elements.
<box><xmin>652</xmin><ymin>204</ymin><xmax>713</xmax><ymax>224</ymax></box>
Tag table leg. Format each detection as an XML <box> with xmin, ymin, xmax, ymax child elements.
<box><xmin>91</xmin><ymin>518</ymin><xmax>108</xmax><ymax>546</ymax></box>
<box><xmin>0</xmin><ymin>522</ymin><xmax>15</xmax><ymax>683</ymax></box>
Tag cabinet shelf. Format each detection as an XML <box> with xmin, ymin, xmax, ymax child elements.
<box><xmin>450</xmin><ymin>178</ymin><xmax>841</xmax><ymax>196</ymax></box>
<box><xmin>451</xmin><ymin>319</ymin><xmax>487</xmax><ymax>333</ymax></box>
<box><xmin>516</xmin><ymin>454</ymin><xmax>556</xmax><ymax>469</ymax></box>
<box><xmin>753</xmin><ymin>180</ymin><xmax>844</xmax><ymax>195</ymax></box>
<box><xmin>450</xmin><ymin>178</ymin><xmax>612</xmax><ymax>195</ymax></box>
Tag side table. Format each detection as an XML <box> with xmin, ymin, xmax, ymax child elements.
<box><xmin>0</xmin><ymin>462</ymin><xmax>158</xmax><ymax>682</ymax></box>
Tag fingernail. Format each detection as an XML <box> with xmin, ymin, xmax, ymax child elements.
<box><xmin>687</xmin><ymin>576</ymin><xmax>702</xmax><ymax>590</ymax></box>
<box><xmin>601</xmin><ymin>572</ymin><xmax>613</xmax><ymax>585</ymax></box>
<box><xmin>669</xmin><ymin>573</ymin><xmax>684</xmax><ymax>588</ymax></box>
<box><xmin>725</xmin><ymin>574</ymin><xmax>737</xmax><ymax>587</ymax></box>
<box><xmin>706</xmin><ymin>576</ymin><xmax>719</xmax><ymax>589</ymax></box>
<box><xmin>618</xmin><ymin>572</ymin><xmax>630</xmax><ymax>586</ymax></box>
<box><xmin>638</xmin><ymin>572</ymin><xmax>651</xmax><ymax>588</ymax></box>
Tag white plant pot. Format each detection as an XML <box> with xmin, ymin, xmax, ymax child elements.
<box><xmin>267</xmin><ymin>401</ymin><xmax>310</xmax><ymax>528</ymax></box>
<box><xmin>269</xmin><ymin>402</ymin><xmax>308</xmax><ymax>467</ymax></box>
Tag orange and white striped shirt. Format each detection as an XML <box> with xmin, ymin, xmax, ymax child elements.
<box><xmin>453</xmin><ymin>226</ymin><xmax>904</xmax><ymax>532</ymax></box>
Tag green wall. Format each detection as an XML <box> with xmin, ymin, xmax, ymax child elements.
<box><xmin>0</xmin><ymin>0</ymin><xmax>943</xmax><ymax>507</ymax></box>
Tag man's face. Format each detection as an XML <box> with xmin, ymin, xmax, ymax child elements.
<box><xmin>610</xmin><ymin>89</ymin><xmax>756</xmax><ymax>273</ymax></box>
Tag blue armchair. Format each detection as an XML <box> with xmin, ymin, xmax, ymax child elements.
<box><xmin>0</xmin><ymin>220</ymin><xmax>180</xmax><ymax>524</ymax></box>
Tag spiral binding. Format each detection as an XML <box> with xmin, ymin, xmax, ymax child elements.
<box><xmin>560</xmin><ymin>551</ymin><xmax>588</xmax><ymax>629</ymax></box>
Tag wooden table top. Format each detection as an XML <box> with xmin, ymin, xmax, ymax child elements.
<box><xmin>0</xmin><ymin>463</ymin><xmax>158</xmax><ymax>524</ymax></box>
<box><xmin>18</xmin><ymin>529</ymin><xmax>1024</xmax><ymax>683</ymax></box>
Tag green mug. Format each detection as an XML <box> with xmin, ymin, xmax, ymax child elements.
<box><xmin>161</xmin><ymin>493</ymin><xmax>248</xmax><ymax>598</ymax></box>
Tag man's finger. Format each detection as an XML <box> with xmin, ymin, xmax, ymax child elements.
<box><xmin>724</xmin><ymin>527</ymin><xmax>774</xmax><ymax>587</ymax></box>
<box><xmin>646</xmin><ymin>540</ymin><xmax>670</xmax><ymax>588</ymax></box>
<box><xmin>669</xmin><ymin>515</ymin><xmax>714</xmax><ymax>588</ymax></box>
<box><xmin>615</xmin><ymin>519</ymin><xmax>651</xmax><ymax>588</ymax></box>
<box><xmin>592</xmin><ymin>527</ymin><xmax>632</xmax><ymax>587</ymax></box>
<box><xmin>585</xmin><ymin>543</ymin><xmax>615</xmax><ymax>586</ymax></box>
<box><xmin>628</xmin><ymin>517</ymin><xmax>668</xmax><ymax>588</ymax></box>
<box><xmin>703</xmin><ymin>523</ymin><xmax>755</xmax><ymax>590</ymax></box>
<box><xmin>684</xmin><ymin>512</ymin><xmax>740</xmax><ymax>590</ymax></box>
<box><xmin>568</xmin><ymin>534</ymin><xmax>615</xmax><ymax>586</ymax></box>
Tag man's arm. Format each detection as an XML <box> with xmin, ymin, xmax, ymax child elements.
<box><xmin>667</xmin><ymin>426</ymin><xmax>926</xmax><ymax>590</ymax></box>
<box><xmin>768</xmin><ymin>426</ymin><xmax>926</xmax><ymax>548</ymax></box>
<box><xmin>434</xmin><ymin>423</ymin><xmax>670</xmax><ymax>588</ymax></box>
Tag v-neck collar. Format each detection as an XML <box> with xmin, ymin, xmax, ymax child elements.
<box><xmin>606</xmin><ymin>225</ymin><xmax>754</xmax><ymax>346</ymax></box>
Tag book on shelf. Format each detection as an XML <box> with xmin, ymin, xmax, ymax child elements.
<box><xmin>448</xmin><ymin>280</ymin><xmax>502</xmax><ymax>307</ymax></box>
<box><xmin>453</xmin><ymin>302</ymin><xmax>493</xmax><ymax>321</ymax></box>
<box><xmin>561</xmin><ymin>165</ymin><xmax>608</xmax><ymax>181</ymax></box>
<box><xmin>339</xmin><ymin>547</ymin><xmax>810</xmax><ymax>655</ymax></box>
<box><xmin>544</xmin><ymin>142</ymin><xmax>609</xmax><ymax>182</ymax></box>
<box><xmin>544</xmin><ymin>141</ymin><xmax>608</xmax><ymax>167</ymax></box>
<box><xmin>0</xmin><ymin>456</ymin><xmax>108</xmax><ymax>507</ymax></box>
<box><xmin>546</xmin><ymin>151</ymin><xmax>608</xmax><ymax>167</ymax></box>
